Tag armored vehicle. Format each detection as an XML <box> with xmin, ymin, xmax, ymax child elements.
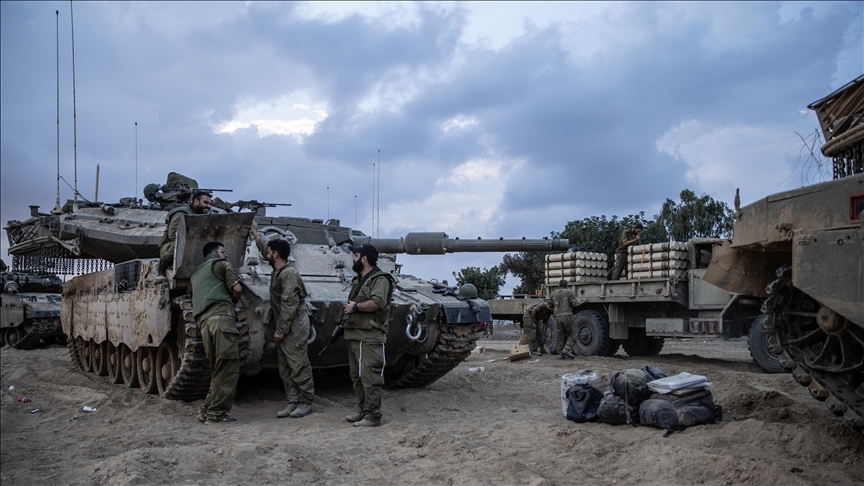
<box><xmin>489</xmin><ymin>239</ymin><xmax>773</xmax><ymax>370</ymax></box>
<box><xmin>704</xmin><ymin>76</ymin><xmax>864</xmax><ymax>431</ymax></box>
<box><xmin>0</xmin><ymin>259</ymin><xmax>64</xmax><ymax>349</ymax></box>
<box><xmin>7</xmin><ymin>180</ymin><xmax>568</xmax><ymax>397</ymax></box>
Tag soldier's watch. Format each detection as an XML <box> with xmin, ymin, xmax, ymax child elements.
<box><xmin>353</xmin><ymin>302</ymin><xmax>359</xmax><ymax>313</ymax></box>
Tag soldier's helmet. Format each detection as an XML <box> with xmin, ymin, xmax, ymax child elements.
<box><xmin>458</xmin><ymin>283</ymin><xmax>478</xmax><ymax>299</ymax></box>
<box><xmin>142</xmin><ymin>183</ymin><xmax>160</xmax><ymax>202</ymax></box>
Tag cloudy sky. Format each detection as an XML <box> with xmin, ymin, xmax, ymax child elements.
<box><xmin>1</xmin><ymin>1</ymin><xmax>861</xmax><ymax>292</ymax></box>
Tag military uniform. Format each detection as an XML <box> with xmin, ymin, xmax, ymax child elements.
<box><xmin>255</xmin><ymin>239</ymin><xmax>315</xmax><ymax>408</ymax></box>
<box><xmin>188</xmin><ymin>253</ymin><xmax>241</xmax><ymax>422</ymax></box>
<box><xmin>344</xmin><ymin>267</ymin><xmax>395</xmax><ymax>424</ymax></box>
<box><xmin>550</xmin><ymin>287</ymin><xmax>580</xmax><ymax>354</ymax></box>
<box><xmin>522</xmin><ymin>300</ymin><xmax>553</xmax><ymax>353</ymax></box>
<box><xmin>610</xmin><ymin>229</ymin><xmax>640</xmax><ymax>280</ymax></box>
<box><xmin>158</xmin><ymin>205</ymin><xmax>193</xmax><ymax>266</ymax></box>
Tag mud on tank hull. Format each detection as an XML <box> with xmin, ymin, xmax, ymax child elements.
<box><xmin>61</xmin><ymin>258</ymin><xmax>491</xmax><ymax>398</ymax></box>
<box><xmin>705</xmin><ymin>174</ymin><xmax>864</xmax><ymax>432</ymax></box>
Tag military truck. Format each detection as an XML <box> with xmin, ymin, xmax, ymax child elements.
<box><xmin>0</xmin><ymin>259</ymin><xmax>64</xmax><ymax>348</ymax></box>
<box><xmin>7</xmin><ymin>178</ymin><xmax>568</xmax><ymax>398</ymax></box>
<box><xmin>704</xmin><ymin>76</ymin><xmax>864</xmax><ymax>431</ymax></box>
<box><xmin>489</xmin><ymin>238</ymin><xmax>776</xmax><ymax>371</ymax></box>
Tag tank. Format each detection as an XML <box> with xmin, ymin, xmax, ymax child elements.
<box><xmin>0</xmin><ymin>259</ymin><xmax>64</xmax><ymax>349</ymax></box>
<box><xmin>6</xmin><ymin>188</ymin><xmax>569</xmax><ymax>396</ymax></box>
<box><xmin>704</xmin><ymin>77</ymin><xmax>864</xmax><ymax>431</ymax></box>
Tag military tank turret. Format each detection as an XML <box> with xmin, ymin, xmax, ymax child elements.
<box><xmin>7</xmin><ymin>178</ymin><xmax>568</xmax><ymax>396</ymax></box>
<box><xmin>0</xmin><ymin>258</ymin><xmax>64</xmax><ymax>349</ymax></box>
<box><xmin>705</xmin><ymin>77</ymin><xmax>864</xmax><ymax>432</ymax></box>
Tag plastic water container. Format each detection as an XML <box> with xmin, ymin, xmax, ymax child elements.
<box><xmin>560</xmin><ymin>370</ymin><xmax>599</xmax><ymax>417</ymax></box>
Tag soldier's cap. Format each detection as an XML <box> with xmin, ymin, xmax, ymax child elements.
<box><xmin>348</xmin><ymin>243</ymin><xmax>378</xmax><ymax>260</ymax></box>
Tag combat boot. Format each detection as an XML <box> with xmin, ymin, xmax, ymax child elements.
<box><xmin>345</xmin><ymin>412</ymin><xmax>364</xmax><ymax>423</ymax></box>
<box><xmin>152</xmin><ymin>259</ymin><xmax>170</xmax><ymax>284</ymax></box>
<box><xmin>277</xmin><ymin>402</ymin><xmax>298</xmax><ymax>418</ymax></box>
<box><xmin>561</xmin><ymin>349</ymin><xmax>576</xmax><ymax>359</ymax></box>
<box><xmin>290</xmin><ymin>402</ymin><xmax>313</xmax><ymax>418</ymax></box>
<box><xmin>206</xmin><ymin>415</ymin><xmax>238</xmax><ymax>425</ymax></box>
<box><xmin>353</xmin><ymin>418</ymin><xmax>380</xmax><ymax>428</ymax></box>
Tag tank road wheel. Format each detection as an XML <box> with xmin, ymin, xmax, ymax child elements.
<box><xmin>80</xmin><ymin>338</ymin><xmax>94</xmax><ymax>372</ymax></box>
<box><xmin>92</xmin><ymin>341</ymin><xmax>109</xmax><ymax>376</ymax></box>
<box><xmin>544</xmin><ymin>318</ymin><xmax>558</xmax><ymax>354</ymax></box>
<box><xmin>120</xmin><ymin>345</ymin><xmax>139</xmax><ymax>388</ymax></box>
<box><xmin>137</xmin><ymin>347</ymin><xmax>159</xmax><ymax>394</ymax></box>
<box><xmin>748</xmin><ymin>314</ymin><xmax>785</xmax><ymax>374</ymax></box>
<box><xmin>5</xmin><ymin>327</ymin><xmax>23</xmax><ymax>348</ymax></box>
<box><xmin>106</xmin><ymin>342</ymin><xmax>123</xmax><ymax>384</ymax></box>
<box><xmin>155</xmin><ymin>340</ymin><xmax>181</xmax><ymax>397</ymax></box>
<box><xmin>571</xmin><ymin>311</ymin><xmax>613</xmax><ymax>356</ymax></box>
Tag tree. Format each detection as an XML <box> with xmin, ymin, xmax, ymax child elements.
<box><xmin>556</xmin><ymin>212</ymin><xmax>667</xmax><ymax>265</ymax></box>
<box><xmin>655</xmin><ymin>190</ymin><xmax>733</xmax><ymax>241</ymax></box>
<box><xmin>499</xmin><ymin>252</ymin><xmax>547</xmax><ymax>295</ymax></box>
<box><xmin>452</xmin><ymin>266</ymin><xmax>507</xmax><ymax>300</ymax></box>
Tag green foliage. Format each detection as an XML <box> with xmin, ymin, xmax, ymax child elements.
<box><xmin>452</xmin><ymin>265</ymin><xmax>507</xmax><ymax>300</ymax></box>
<box><xmin>499</xmin><ymin>252</ymin><xmax>547</xmax><ymax>295</ymax></box>
<box><xmin>556</xmin><ymin>212</ymin><xmax>667</xmax><ymax>265</ymax></box>
<box><xmin>655</xmin><ymin>190</ymin><xmax>733</xmax><ymax>241</ymax></box>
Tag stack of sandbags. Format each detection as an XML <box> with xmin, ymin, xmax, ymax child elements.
<box><xmin>627</xmin><ymin>241</ymin><xmax>689</xmax><ymax>279</ymax></box>
<box><xmin>545</xmin><ymin>251</ymin><xmax>607</xmax><ymax>285</ymax></box>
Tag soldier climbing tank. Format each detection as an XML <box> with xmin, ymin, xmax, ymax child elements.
<box><xmin>705</xmin><ymin>76</ymin><xmax>864</xmax><ymax>432</ymax></box>
<box><xmin>6</xmin><ymin>173</ymin><xmax>569</xmax><ymax>396</ymax></box>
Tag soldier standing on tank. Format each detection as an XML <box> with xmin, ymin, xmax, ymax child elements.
<box><xmin>189</xmin><ymin>241</ymin><xmax>242</xmax><ymax>424</ymax></box>
<box><xmin>609</xmin><ymin>222</ymin><xmax>643</xmax><ymax>280</ymax></box>
<box><xmin>342</xmin><ymin>243</ymin><xmax>395</xmax><ymax>428</ymax></box>
<box><xmin>154</xmin><ymin>190</ymin><xmax>213</xmax><ymax>282</ymax></box>
<box><xmin>551</xmin><ymin>279</ymin><xmax>580</xmax><ymax>359</ymax></box>
<box><xmin>523</xmin><ymin>299</ymin><xmax>554</xmax><ymax>356</ymax></box>
<box><xmin>250</xmin><ymin>221</ymin><xmax>316</xmax><ymax>419</ymax></box>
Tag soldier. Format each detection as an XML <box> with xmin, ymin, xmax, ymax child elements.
<box><xmin>609</xmin><ymin>222</ymin><xmax>643</xmax><ymax>280</ymax></box>
<box><xmin>155</xmin><ymin>190</ymin><xmax>212</xmax><ymax>282</ymax></box>
<box><xmin>550</xmin><ymin>279</ymin><xmax>580</xmax><ymax>359</ymax></box>
<box><xmin>342</xmin><ymin>243</ymin><xmax>394</xmax><ymax>428</ymax></box>
<box><xmin>189</xmin><ymin>241</ymin><xmax>242</xmax><ymax>424</ymax></box>
<box><xmin>250</xmin><ymin>221</ymin><xmax>315</xmax><ymax>419</ymax></box>
<box><xmin>523</xmin><ymin>299</ymin><xmax>553</xmax><ymax>356</ymax></box>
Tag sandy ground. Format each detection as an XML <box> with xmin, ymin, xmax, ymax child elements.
<box><xmin>1</xmin><ymin>322</ymin><xmax>863</xmax><ymax>486</ymax></box>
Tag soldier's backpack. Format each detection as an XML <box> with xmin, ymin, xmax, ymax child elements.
<box><xmin>638</xmin><ymin>389</ymin><xmax>722</xmax><ymax>437</ymax></box>
<box><xmin>565</xmin><ymin>383</ymin><xmax>605</xmax><ymax>423</ymax></box>
<box><xmin>597</xmin><ymin>393</ymin><xmax>639</xmax><ymax>426</ymax></box>
<box><xmin>609</xmin><ymin>366</ymin><xmax>667</xmax><ymax>405</ymax></box>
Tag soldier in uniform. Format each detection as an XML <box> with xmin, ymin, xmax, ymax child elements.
<box><xmin>609</xmin><ymin>222</ymin><xmax>643</xmax><ymax>280</ymax></box>
<box><xmin>550</xmin><ymin>279</ymin><xmax>580</xmax><ymax>359</ymax></box>
<box><xmin>523</xmin><ymin>299</ymin><xmax>553</xmax><ymax>356</ymax></box>
<box><xmin>342</xmin><ymin>243</ymin><xmax>395</xmax><ymax>428</ymax></box>
<box><xmin>188</xmin><ymin>241</ymin><xmax>242</xmax><ymax>424</ymax></box>
<box><xmin>155</xmin><ymin>190</ymin><xmax>212</xmax><ymax>282</ymax></box>
<box><xmin>250</xmin><ymin>221</ymin><xmax>315</xmax><ymax>419</ymax></box>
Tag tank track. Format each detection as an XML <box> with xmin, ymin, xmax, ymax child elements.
<box><xmin>68</xmin><ymin>337</ymin><xmax>85</xmax><ymax>372</ymax></box>
<box><xmin>13</xmin><ymin>318</ymin><xmax>62</xmax><ymax>350</ymax></box>
<box><xmin>161</xmin><ymin>298</ymin><xmax>250</xmax><ymax>400</ymax></box>
<box><xmin>392</xmin><ymin>323</ymin><xmax>483</xmax><ymax>388</ymax></box>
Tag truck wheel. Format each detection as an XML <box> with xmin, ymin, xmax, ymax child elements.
<box><xmin>622</xmin><ymin>337</ymin><xmax>664</xmax><ymax>357</ymax></box>
<box><xmin>571</xmin><ymin>311</ymin><xmax>613</xmax><ymax>356</ymax></box>
<box><xmin>748</xmin><ymin>314</ymin><xmax>786</xmax><ymax>374</ymax></box>
<box><xmin>545</xmin><ymin>318</ymin><xmax>558</xmax><ymax>354</ymax></box>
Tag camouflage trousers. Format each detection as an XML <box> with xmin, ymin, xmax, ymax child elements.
<box><xmin>199</xmin><ymin>314</ymin><xmax>240</xmax><ymax>421</ymax></box>
<box><xmin>522</xmin><ymin>310</ymin><xmax>544</xmax><ymax>352</ymax></box>
<box><xmin>277</xmin><ymin>315</ymin><xmax>315</xmax><ymax>404</ymax></box>
<box><xmin>554</xmin><ymin>314</ymin><xmax>577</xmax><ymax>353</ymax></box>
<box><xmin>347</xmin><ymin>339</ymin><xmax>385</xmax><ymax>423</ymax></box>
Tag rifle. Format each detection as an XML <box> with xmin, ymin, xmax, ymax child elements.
<box><xmin>431</xmin><ymin>282</ymin><xmax>464</xmax><ymax>300</ymax></box>
<box><xmin>318</xmin><ymin>315</ymin><xmax>345</xmax><ymax>356</ymax></box>
<box><xmin>228</xmin><ymin>200</ymin><xmax>292</xmax><ymax>213</ymax></box>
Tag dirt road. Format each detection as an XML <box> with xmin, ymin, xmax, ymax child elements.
<box><xmin>1</xmin><ymin>328</ymin><xmax>862</xmax><ymax>485</ymax></box>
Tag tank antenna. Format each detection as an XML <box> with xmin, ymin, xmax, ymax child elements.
<box><xmin>94</xmin><ymin>164</ymin><xmax>100</xmax><ymax>202</ymax></box>
<box><xmin>53</xmin><ymin>10</ymin><xmax>62</xmax><ymax>214</ymax></box>
<box><xmin>327</xmin><ymin>186</ymin><xmax>330</xmax><ymax>221</ymax></box>
<box><xmin>377</xmin><ymin>150</ymin><xmax>381</xmax><ymax>238</ymax></box>
<box><xmin>70</xmin><ymin>0</ymin><xmax>79</xmax><ymax>212</ymax></box>
<box><xmin>371</xmin><ymin>162</ymin><xmax>375</xmax><ymax>235</ymax></box>
<box><xmin>354</xmin><ymin>195</ymin><xmax>357</xmax><ymax>228</ymax></box>
<box><xmin>135</xmin><ymin>122</ymin><xmax>138</xmax><ymax>201</ymax></box>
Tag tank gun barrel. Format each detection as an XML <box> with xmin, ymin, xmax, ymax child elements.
<box><xmin>362</xmin><ymin>232</ymin><xmax>569</xmax><ymax>254</ymax></box>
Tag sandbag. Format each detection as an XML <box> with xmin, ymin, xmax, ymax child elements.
<box><xmin>639</xmin><ymin>389</ymin><xmax>722</xmax><ymax>436</ymax></box>
<box><xmin>565</xmin><ymin>384</ymin><xmax>605</xmax><ymax>423</ymax></box>
<box><xmin>597</xmin><ymin>394</ymin><xmax>639</xmax><ymax>426</ymax></box>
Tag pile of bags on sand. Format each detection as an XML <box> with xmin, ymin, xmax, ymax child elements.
<box><xmin>565</xmin><ymin>367</ymin><xmax>722</xmax><ymax>436</ymax></box>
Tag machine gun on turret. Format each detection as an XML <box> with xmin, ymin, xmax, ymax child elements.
<box><xmin>227</xmin><ymin>200</ymin><xmax>292</xmax><ymax>216</ymax></box>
